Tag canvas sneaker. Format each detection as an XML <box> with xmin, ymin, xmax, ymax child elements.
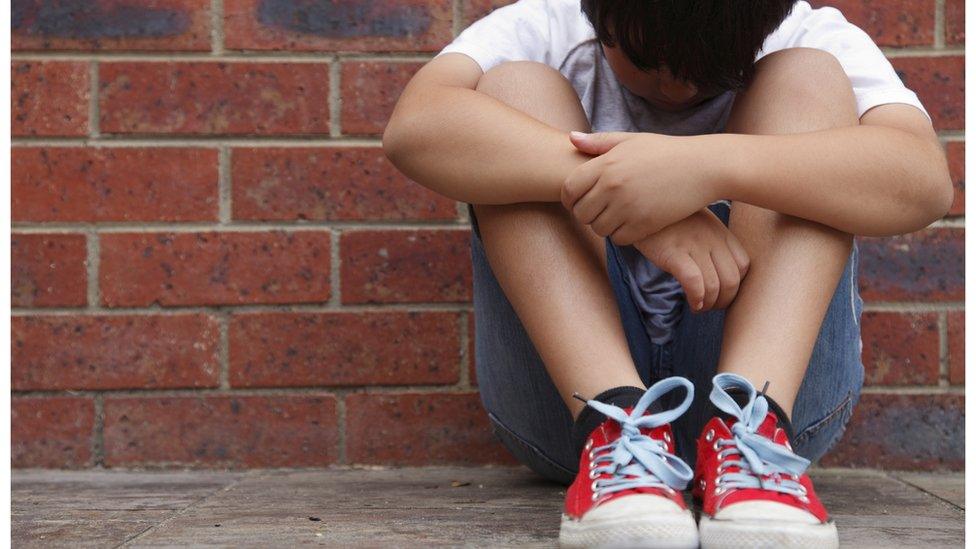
<box><xmin>693</xmin><ymin>373</ymin><xmax>838</xmax><ymax>549</ymax></box>
<box><xmin>559</xmin><ymin>377</ymin><xmax>698</xmax><ymax>549</ymax></box>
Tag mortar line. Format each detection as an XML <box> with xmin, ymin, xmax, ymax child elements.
<box><xmin>458</xmin><ymin>311</ymin><xmax>471</xmax><ymax>389</ymax></box>
<box><xmin>85</xmin><ymin>232</ymin><xmax>101</xmax><ymax>308</ymax></box>
<box><xmin>92</xmin><ymin>393</ymin><xmax>105</xmax><ymax>467</ymax></box>
<box><xmin>881</xmin><ymin>46</ymin><xmax>963</xmax><ymax>57</ymax></box>
<box><xmin>329</xmin><ymin>57</ymin><xmax>342</xmax><ymax>138</ymax></box>
<box><xmin>218</xmin><ymin>312</ymin><xmax>230</xmax><ymax>390</ymax></box>
<box><xmin>11</xmin><ymin>302</ymin><xmax>475</xmax><ymax>315</ymax></box>
<box><xmin>88</xmin><ymin>61</ymin><xmax>100</xmax><ymax>138</ymax></box>
<box><xmin>938</xmin><ymin>310</ymin><xmax>950</xmax><ymax>386</ymax></box>
<box><xmin>12</xmin><ymin>220</ymin><xmax>469</xmax><ymax>232</ymax></box>
<box><xmin>329</xmin><ymin>229</ymin><xmax>342</xmax><ymax>307</ymax></box>
<box><xmin>453</xmin><ymin>0</ymin><xmax>464</xmax><ymax>37</ymax></box>
<box><xmin>217</xmin><ymin>147</ymin><xmax>231</xmax><ymax>223</ymax></box>
<box><xmin>211</xmin><ymin>0</ymin><xmax>225</xmax><ymax>55</ymax></box>
<box><xmin>12</xmin><ymin>52</ymin><xmax>435</xmax><ymax>62</ymax></box>
<box><xmin>14</xmin><ymin>384</ymin><xmax>486</xmax><ymax>399</ymax></box>
<box><xmin>862</xmin><ymin>302</ymin><xmax>965</xmax><ymax>312</ymax></box>
<box><xmin>861</xmin><ymin>385</ymin><xmax>965</xmax><ymax>395</ymax></box>
<box><xmin>12</xmin><ymin>136</ymin><xmax>381</xmax><ymax>147</ymax></box>
<box><xmin>934</xmin><ymin>0</ymin><xmax>947</xmax><ymax>49</ymax></box>
<box><xmin>336</xmin><ymin>396</ymin><xmax>347</xmax><ymax>464</ymax></box>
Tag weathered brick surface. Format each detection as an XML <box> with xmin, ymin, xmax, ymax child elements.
<box><xmin>231</xmin><ymin>147</ymin><xmax>456</xmax><ymax>221</ymax></box>
<box><xmin>857</xmin><ymin>229</ymin><xmax>964</xmax><ymax>302</ymax></box>
<box><xmin>12</xmin><ymin>314</ymin><xmax>220</xmax><ymax>391</ymax></box>
<box><xmin>99</xmin><ymin>62</ymin><xmax>330</xmax><ymax>135</ymax></box>
<box><xmin>224</xmin><ymin>0</ymin><xmax>454</xmax><ymax>52</ymax></box>
<box><xmin>100</xmin><ymin>231</ymin><xmax>331</xmax><ymax>306</ymax></box>
<box><xmin>12</xmin><ymin>61</ymin><xmax>89</xmax><ymax>136</ymax></box>
<box><xmin>860</xmin><ymin>312</ymin><xmax>939</xmax><ymax>385</ymax></box>
<box><xmin>341</xmin><ymin>230</ymin><xmax>472</xmax><ymax>304</ymax></box>
<box><xmin>229</xmin><ymin>311</ymin><xmax>461</xmax><ymax>387</ymax></box>
<box><xmin>821</xmin><ymin>393</ymin><xmax>964</xmax><ymax>470</ymax></box>
<box><xmin>12</xmin><ymin>397</ymin><xmax>93</xmax><ymax>468</ymax></box>
<box><xmin>341</xmin><ymin>62</ymin><xmax>422</xmax><ymax>136</ymax></box>
<box><xmin>462</xmin><ymin>0</ymin><xmax>514</xmax><ymax>26</ymax></box>
<box><xmin>103</xmin><ymin>395</ymin><xmax>339</xmax><ymax>467</ymax></box>
<box><xmin>946</xmin><ymin>0</ymin><xmax>965</xmax><ymax>45</ymax></box>
<box><xmin>12</xmin><ymin>0</ymin><xmax>212</xmax><ymax>51</ymax></box>
<box><xmin>12</xmin><ymin>234</ymin><xmax>88</xmax><ymax>308</ymax></box>
<box><xmin>809</xmin><ymin>0</ymin><xmax>935</xmax><ymax>46</ymax></box>
<box><xmin>946</xmin><ymin>141</ymin><xmax>964</xmax><ymax>216</ymax></box>
<box><xmin>345</xmin><ymin>392</ymin><xmax>514</xmax><ymax>465</ymax></box>
<box><xmin>948</xmin><ymin>311</ymin><xmax>964</xmax><ymax>385</ymax></box>
<box><xmin>13</xmin><ymin>148</ymin><xmax>218</xmax><ymax>222</ymax></box>
<box><xmin>891</xmin><ymin>56</ymin><xmax>965</xmax><ymax>131</ymax></box>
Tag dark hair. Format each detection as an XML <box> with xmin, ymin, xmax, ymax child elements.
<box><xmin>581</xmin><ymin>1</ymin><xmax>797</xmax><ymax>92</ymax></box>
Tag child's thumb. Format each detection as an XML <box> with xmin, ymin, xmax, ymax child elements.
<box><xmin>569</xmin><ymin>131</ymin><xmax>628</xmax><ymax>155</ymax></box>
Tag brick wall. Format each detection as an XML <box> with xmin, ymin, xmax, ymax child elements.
<box><xmin>11</xmin><ymin>0</ymin><xmax>963</xmax><ymax>470</ymax></box>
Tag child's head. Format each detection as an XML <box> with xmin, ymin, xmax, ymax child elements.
<box><xmin>581</xmin><ymin>0</ymin><xmax>797</xmax><ymax>110</ymax></box>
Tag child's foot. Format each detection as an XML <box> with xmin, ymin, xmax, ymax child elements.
<box><xmin>559</xmin><ymin>377</ymin><xmax>698</xmax><ymax>549</ymax></box>
<box><xmin>694</xmin><ymin>373</ymin><xmax>839</xmax><ymax>549</ymax></box>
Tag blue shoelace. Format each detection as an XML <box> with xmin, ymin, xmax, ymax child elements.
<box><xmin>709</xmin><ymin>373</ymin><xmax>811</xmax><ymax>500</ymax></box>
<box><xmin>581</xmin><ymin>377</ymin><xmax>694</xmax><ymax>500</ymax></box>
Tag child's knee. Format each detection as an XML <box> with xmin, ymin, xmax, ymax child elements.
<box><xmin>475</xmin><ymin>61</ymin><xmax>589</xmax><ymax>131</ymax></box>
<box><xmin>749</xmin><ymin>47</ymin><xmax>857</xmax><ymax>119</ymax></box>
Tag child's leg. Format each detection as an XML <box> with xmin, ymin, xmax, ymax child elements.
<box><xmin>716</xmin><ymin>48</ymin><xmax>859</xmax><ymax>414</ymax></box>
<box><xmin>472</xmin><ymin>62</ymin><xmax>645</xmax><ymax>419</ymax></box>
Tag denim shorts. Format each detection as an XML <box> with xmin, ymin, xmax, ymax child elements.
<box><xmin>470</xmin><ymin>202</ymin><xmax>865</xmax><ymax>486</ymax></box>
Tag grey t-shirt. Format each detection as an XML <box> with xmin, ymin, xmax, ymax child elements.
<box><xmin>440</xmin><ymin>0</ymin><xmax>926</xmax><ymax>343</ymax></box>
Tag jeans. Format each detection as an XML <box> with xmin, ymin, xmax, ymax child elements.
<box><xmin>470</xmin><ymin>202</ymin><xmax>865</xmax><ymax>486</ymax></box>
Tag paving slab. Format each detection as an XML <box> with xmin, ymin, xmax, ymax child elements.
<box><xmin>12</xmin><ymin>467</ymin><xmax>965</xmax><ymax>548</ymax></box>
<box><xmin>893</xmin><ymin>472</ymin><xmax>965</xmax><ymax>509</ymax></box>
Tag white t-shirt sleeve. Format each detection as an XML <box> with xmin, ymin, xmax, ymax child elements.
<box><xmin>760</xmin><ymin>1</ymin><xmax>928</xmax><ymax>119</ymax></box>
<box><xmin>437</xmin><ymin>0</ymin><xmax>592</xmax><ymax>73</ymax></box>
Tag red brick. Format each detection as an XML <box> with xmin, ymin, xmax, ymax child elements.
<box><xmin>341</xmin><ymin>229</ymin><xmax>472</xmax><ymax>304</ymax></box>
<box><xmin>857</xmin><ymin>229</ymin><xmax>963</xmax><ymax>302</ymax></box>
<box><xmin>891</xmin><ymin>56</ymin><xmax>964</xmax><ymax>131</ymax></box>
<box><xmin>946</xmin><ymin>141</ymin><xmax>964</xmax><ymax>216</ymax></box>
<box><xmin>99</xmin><ymin>62</ymin><xmax>330</xmax><ymax>135</ymax></box>
<box><xmin>103</xmin><ymin>395</ymin><xmax>339</xmax><ymax>467</ymax></box>
<box><xmin>340</xmin><ymin>62</ymin><xmax>421</xmax><ymax>135</ymax></box>
<box><xmin>860</xmin><ymin>312</ymin><xmax>939</xmax><ymax>385</ymax></box>
<box><xmin>345</xmin><ymin>392</ymin><xmax>514</xmax><ymax>465</ymax></box>
<box><xmin>12</xmin><ymin>0</ymin><xmax>212</xmax><ymax>51</ymax></box>
<box><xmin>821</xmin><ymin>393</ymin><xmax>963</xmax><ymax>470</ymax></box>
<box><xmin>12</xmin><ymin>61</ymin><xmax>89</xmax><ymax>136</ymax></box>
<box><xmin>231</xmin><ymin>147</ymin><xmax>456</xmax><ymax>221</ymax></box>
<box><xmin>12</xmin><ymin>314</ymin><xmax>219</xmax><ymax>391</ymax></box>
<box><xmin>12</xmin><ymin>234</ymin><xmax>87</xmax><ymax>308</ymax></box>
<box><xmin>809</xmin><ymin>1</ymin><xmax>935</xmax><ymax>46</ymax></box>
<box><xmin>462</xmin><ymin>0</ymin><xmax>515</xmax><ymax>25</ymax></box>
<box><xmin>12</xmin><ymin>147</ymin><xmax>218</xmax><ymax>222</ymax></box>
<box><xmin>948</xmin><ymin>311</ymin><xmax>964</xmax><ymax>385</ymax></box>
<box><xmin>224</xmin><ymin>0</ymin><xmax>453</xmax><ymax>52</ymax></box>
<box><xmin>12</xmin><ymin>397</ymin><xmax>93</xmax><ymax>468</ymax></box>
<box><xmin>229</xmin><ymin>311</ymin><xmax>461</xmax><ymax>387</ymax></box>
<box><xmin>100</xmin><ymin>231</ymin><xmax>331</xmax><ymax>307</ymax></box>
<box><xmin>946</xmin><ymin>0</ymin><xmax>965</xmax><ymax>45</ymax></box>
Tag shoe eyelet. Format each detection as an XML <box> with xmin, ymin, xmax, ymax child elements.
<box><xmin>798</xmin><ymin>496</ymin><xmax>809</xmax><ymax>504</ymax></box>
<box><xmin>714</xmin><ymin>486</ymin><xmax>725</xmax><ymax>496</ymax></box>
<box><xmin>791</xmin><ymin>474</ymin><xmax>800</xmax><ymax>481</ymax></box>
<box><xmin>588</xmin><ymin>469</ymin><xmax>599</xmax><ymax>480</ymax></box>
<box><xmin>591</xmin><ymin>480</ymin><xmax>600</xmax><ymax>493</ymax></box>
<box><xmin>663</xmin><ymin>432</ymin><xmax>671</xmax><ymax>443</ymax></box>
<box><xmin>712</xmin><ymin>440</ymin><xmax>720</xmax><ymax>452</ymax></box>
<box><xmin>584</xmin><ymin>439</ymin><xmax>593</xmax><ymax>451</ymax></box>
<box><xmin>704</xmin><ymin>429</ymin><xmax>715</xmax><ymax>442</ymax></box>
<box><xmin>665</xmin><ymin>487</ymin><xmax>676</xmax><ymax>495</ymax></box>
<box><xmin>588</xmin><ymin>450</ymin><xmax>595</xmax><ymax>461</ymax></box>
<box><xmin>798</xmin><ymin>485</ymin><xmax>807</xmax><ymax>495</ymax></box>
<box><xmin>591</xmin><ymin>492</ymin><xmax>600</xmax><ymax>502</ymax></box>
<box><xmin>699</xmin><ymin>479</ymin><xmax>707</xmax><ymax>490</ymax></box>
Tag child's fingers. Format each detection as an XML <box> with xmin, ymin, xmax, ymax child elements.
<box><xmin>711</xmin><ymin>245</ymin><xmax>743</xmax><ymax>310</ymax></box>
<box><xmin>691</xmin><ymin>249</ymin><xmax>721</xmax><ymax>311</ymax></box>
<box><xmin>725</xmin><ymin>232</ymin><xmax>751</xmax><ymax>276</ymax></box>
<box><xmin>667</xmin><ymin>253</ymin><xmax>705</xmax><ymax>312</ymax></box>
<box><xmin>560</xmin><ymin>158</ymin><xmax>603</xmax><ymax>210</ymax></box>
<box><xmin>589</xmin><ymin>205</ymin><xmax>624</xmax><ymax>237</ymax></box>
<box><xmin>571</xmin><ymin>192</ymin><xmax>608</xmax><ymax>225</ymax></box>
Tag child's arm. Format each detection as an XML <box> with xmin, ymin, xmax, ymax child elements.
<box><xmin>383</xmin><ymin>53</ymin><xmax>587</xmax><ymax>205</ymax></box>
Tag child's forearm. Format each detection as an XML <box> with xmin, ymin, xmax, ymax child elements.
<box><xmin>712</xmin><ymin>124</ymin><xmax>952</xmax><ymax>237</ymax></box>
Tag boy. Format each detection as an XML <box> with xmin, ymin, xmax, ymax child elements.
<box><xmin>384</xmin><ymin>1</ymin><xmax>952</xmax><ymax>547</ymax></box>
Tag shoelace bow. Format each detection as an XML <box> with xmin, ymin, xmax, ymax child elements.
<box><xmin>710</xmin><ymin>373</ymin><xmax>810</xmax><ymax>499</ymax></box>
<box><xmin>582</xmin><ymin>377</ymin><xmax>694</xmax><ymax>499</ymax></box>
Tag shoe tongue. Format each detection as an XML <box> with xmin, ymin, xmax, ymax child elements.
<box><xmin>723</xmin><ymin>411</ymin><xmax>778</xmax><ymax>439</ymax></box>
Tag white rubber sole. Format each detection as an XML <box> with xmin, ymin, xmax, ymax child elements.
<box><xmin>699</xmin><ymin>515</ymin><xmax>839</xmax><ymax>549</ymax></box>
<box><xmin>559</xmin><ymin>512</ymin><xmax>699</xmax><ymax>549</ymax></box>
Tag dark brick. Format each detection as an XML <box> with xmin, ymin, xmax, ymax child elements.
<box><xmin>229</xmin><ymin>311</ymin><xmax>461</xmax><ymax>387</ymax></box>
<box><xmin>891</xmin><ymin>56</ymin><xmax>964</xmax><ymax>131</ymax></box>
<box><xmin>12</xmin><ymin>147</ymin><xmax>218</xmax><ymax>222</ymax></box>
<box><xmin>12</xmin><ymin>397</ymin><xmax>93</xmax><ymax>468</ymax></box>
<box><xmin>462</xmin><ymin>0</ymin><xmax>515</xmax><ymax>26</ymax></box>
<box><xmin>12</xmin><ymin>314</ymin><xmax>220</xmax><ymax>390</ymax></box>
<box><xmin>821</xmin><ymin>393</ymin><xmax>964</xmax><ymax>470</ymax></box>
<box><xmin>857</xmin><ymin>229</ymin><xmax>963</xmax><ymax>302</ymax></box>
<box><xmin>340</xmin><ymin>62</ymin><xmax>421</xmax><ymax>135</ymax></box>
<box><xmin>946</xmin><ymin>0</ymin><xmax>965</xmax><ymax>45</ymax></box>
<box><xmin>103</xmin><ymin>395</ymin><xmax>339</xmax><ymax>467</ymax></box>
<box><xmin>99</xmin><ymin>62</ymin><xmax>330</xmax><ymax>135</ymax></box>
<box><xmin>861</xmin><ymin>312</ymin><xmax>939</xmax><ymax>385</ymax></box>
<box><xmin>946</xmin><ymin>141</ymin><xmax>964</xmax><ymax>216</ymax></box>
<box><xmin>224</xmin><ymin>0</ymin><xmax>453</xmax><ymax>52</ymax></box>
<box><xmin>12</xmin><ymin>0</ymin><xmax>212</xmax><ymax>51</ymax></box>
<box><xmin>340</xmin><ymin>229</ymin><xmax>472</xmax><ymax>304</ymax></box>
<box><xmin>231</xmin><ymin>147</ymin><xmax>456</xmax><ymax>221</ymax></box>
<box><xmin>100</xmin><ymin>231</ymin><xmax>331</xmax><ymax>307</ymax></box>
<box><xmin>809</xmin><ymin>0</ymin><xmax>934</xmax><ymax>46</ymax></box>
<box><xmin>11</xmin><ymin>61</ymin><xmax>89</xmax><ymax>136</ymax></box>
<box><xmin>948</xmin><ymin>311</ymin><xmax>964</xmax><ymax>385</ymax></box>
<box><xmin>345</xmin><ymin>392</ymin><xmax>515</xmax><ymax>465</ymax></box>
<box><xmin>12</xmin><ymin>234</ymin><xmax>87</xmax><ymax>308</ymax></box>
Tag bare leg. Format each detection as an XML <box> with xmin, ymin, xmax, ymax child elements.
<box><xmin>717</xmin><ymin>49</ymin><xmax>859</xmax><ymax>415</ymax></box>
<box><xmin>473</xmin><ymin>62</ymin><xmax>644</xmax><ymax>418</ymax></box>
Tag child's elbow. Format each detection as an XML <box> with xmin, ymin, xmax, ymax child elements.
<box><xmin>382</xmin><ymin>117</ymin><xmax>409</xmax><ymax>168</ymax></box>
<box><xmin>923</xmin><ymin>164</ymin><xmax>955</xmax><ymax>223</ymax></box>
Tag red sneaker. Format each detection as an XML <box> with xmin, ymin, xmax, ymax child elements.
<box><xmin>559</xmin><ymin>377</ymin><xmax>698</xmax><ymax>549</ymax></box>
<box><xmin>693</xmin><ymin>373</ymin><xmax>838</xmax><ymax>549</ymax></box>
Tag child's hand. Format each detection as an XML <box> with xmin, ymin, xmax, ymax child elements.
<box><xmin>561</xmin><ymin>131</ymin><xmax>719</xmax><ymax>245</ymax></box>
<box><xmin>633</xmin><ymin>209</ymin><xmax>750</xmax><ymax>312</ymax></box>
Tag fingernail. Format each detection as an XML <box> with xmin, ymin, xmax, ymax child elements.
<box><xmin>696</xmin><ymin>301</ymin><xmax>703</xmax><ymax>310</ymax></box>
<box><xmin>570</xmin><ymin>131</ymin><xmax>587</xmax><ymax>139</ymax></box>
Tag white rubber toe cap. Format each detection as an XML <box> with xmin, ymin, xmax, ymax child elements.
<box><xmin>714</xmin><ymin>500</ymin><xmax>821</xmax><ymax>524</ymax></box>
<box><xmin>583</xmin><ymin>494</ymin><xmax>685</xmax><ymax>522</ymax></box>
